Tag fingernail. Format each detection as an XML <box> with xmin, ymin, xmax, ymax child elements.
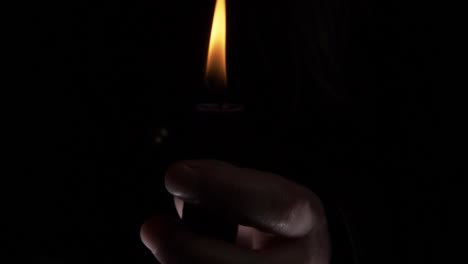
<box><xmin>165</xmin><ymin>162</ymin><xmax>199</xmax><ymax>200</ymax></box>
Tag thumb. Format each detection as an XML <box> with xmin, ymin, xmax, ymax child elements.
<box><xmin>140</xmin><ymin>215</ymin><xmax>183</xmax><ymax>263</ymax></box>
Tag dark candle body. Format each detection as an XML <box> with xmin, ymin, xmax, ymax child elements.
<box><xmin>157</xmin><ymin>103</ymin><xmax>247</xmax><ymax>242</ymax></box>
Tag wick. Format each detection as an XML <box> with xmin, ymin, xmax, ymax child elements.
<box><xmin>218</xmin><ymin>91</ymin><xmax>228</xmax><ymax>111</ymax></box>
<box><xmin>219</xmin><ymin>102</ymin><xmax>226</xmax><ymax>110</ymax></box>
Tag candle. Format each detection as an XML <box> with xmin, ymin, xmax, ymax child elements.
<box><xmin>155</xmin><ymin>0</ymin><xmax>243</xmax><ymax>243</ymax></box>
<box><xmin>183</xmin><ymin>0</ymin><xmax>241</xmax><ymax>243</ymax></box>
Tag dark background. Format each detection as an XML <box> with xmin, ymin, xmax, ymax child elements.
<box><xmin>10</xmin><ymin>0</ymin><xmax>448</xmax><ymax>263</ymax></box>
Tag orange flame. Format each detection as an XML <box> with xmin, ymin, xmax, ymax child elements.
<box><xmin>205</xmin><ymin>0</ymin><xmax>227</xmax><ymax>90</ymax></box>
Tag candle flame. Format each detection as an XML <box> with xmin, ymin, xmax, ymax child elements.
<box><xmin>205</xmin><ymin>0</ymin><xmax>227</xmax><ymax>90</ymax></box>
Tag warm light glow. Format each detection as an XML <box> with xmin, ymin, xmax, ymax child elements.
<box><xmin>205</xmin><ymin>0</ymin><xmax>227</xmax><ymax>89</ymax></box>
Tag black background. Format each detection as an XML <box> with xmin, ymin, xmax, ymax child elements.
<box><xmin>10</xmin><ymin>1</ymin><xmax>448</xmax><ymax>263</ymax></box>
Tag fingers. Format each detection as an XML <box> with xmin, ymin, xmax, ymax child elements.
<box><xmin>175</xmin><ymin>197</ymin><xmax>254</xmax><ymax>248</ymax></box>
<box><xmin>165</xmin><ymin>160</ymin><xmax>326</xmax><ymax>238</ymax></box>
<box><xmin>140</xmin><ymin>215</ymin><xmax>262</xmax><ymax>264</ymax></box>
<box><xmin>140</xmin><ymin>215</ymin><xmax>329</xmax><ymax>264</ymax></box>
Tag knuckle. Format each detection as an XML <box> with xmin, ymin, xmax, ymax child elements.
<box><xmin>279</xmin><ymin>190</ymin><xmax>323</xmax><ymax>236</ymax></box>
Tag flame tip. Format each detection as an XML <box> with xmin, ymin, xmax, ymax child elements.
<box><xmin>205</xmin><ymin>0</ymin><xmax>227</xmax><ymax>89</ymax></box>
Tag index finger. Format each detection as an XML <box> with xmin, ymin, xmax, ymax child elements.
<box><xmin>165</xmin><ymin>160</ymin><xmax>326</xmax><ymax>237</ymax></box>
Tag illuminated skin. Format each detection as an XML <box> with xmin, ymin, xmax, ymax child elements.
<box><xmin>140</xmin><ymin>160</ymin><xmax>331</xmax><ymax>264</ymax></box>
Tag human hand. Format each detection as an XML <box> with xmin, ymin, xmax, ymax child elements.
<box><xmin>141</xmin><ymin>160</ymin><xmax>330</xmax><ymax>264</ymax></box>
